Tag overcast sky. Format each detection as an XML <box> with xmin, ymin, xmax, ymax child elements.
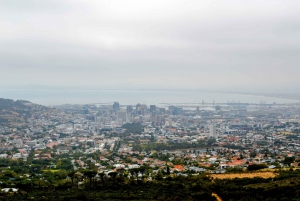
<box><xmin>1</xmin><ymin>0</ymin><xmax>300</xmax><ymax>91</ymax></box>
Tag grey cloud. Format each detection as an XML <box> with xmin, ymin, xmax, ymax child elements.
<box><xmin>1</xmin><ymin>0</ymin><xmax>300</xmax><ymax>91</ymax></box>
<box><xmin>0</xmin><ymin>0</ymin><xmax>81</xmax><ymax>12</ymax></box>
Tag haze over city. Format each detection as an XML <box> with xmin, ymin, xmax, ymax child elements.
<box><xmin>1</xmin><ymin>0</ymin><xmax>300</xmax><ymax>92</ymax></box>
<box><xmin>2</xmin><ymin>1</ymin><xmax>300</xmax><ymax>200</ymax></box>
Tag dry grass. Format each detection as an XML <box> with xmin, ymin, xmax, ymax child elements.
<box><xmin>277</xmin><ymin>132</ymin><xmax>295</xmax><ymax>135</ymax></box>
<box><xmin>210</xmin><ymin>172</ymin><xmax>277</xmax><ymax>179</ymax></box>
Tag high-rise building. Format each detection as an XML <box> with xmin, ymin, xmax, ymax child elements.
<box><xmin>113</xmin><ymin>102</ymin><xmax>120</xmax><ymax>114</ymax></box>
<box><xmin>150</xmin><ymin>105</ymin><xmax>156</xmax><ymax>112</ymax></box>
<box><xmin>118</xmin><ymin>111</ymin><xmax>127</xmax><ymax>122</ymax></box>
<box><xmin>168</xmin><ymin>105</ymin><xmax>183</xmax><ymax>115</ymax></box>
<box><xmin>210</xmin><ymin>124</ymin><xmax>217</xmax><ymax>138</ymax></box>
<box><xmin>136</xmin><ymin>104</ymin><xmax>147</xmax><ymax>115</ymax></box>
<box><xmin>169</xmin><ymin>105</ymin><xmax>176</xmax><ymax>111</ymax></box>
<box><xmin>136</xmin><ymin>103</ymin><xmax>140</xmax><ymax>114</ymax></box>
<box><xmin>82</xmin><ymin>107</ymin><xmax>89</xmax><ymax>114</ymax></box>
<box><xmin>174</xmin><ymin>107</ymin><xmax>183</xmax><ymax>115</ymax></box>
<box><xmin>126</xmin><ymin>105</ymin><xmax>133</xmax><ymax>114</ymax></box>
<box><xmin>196</xmin><ymin>106</ymin><xmax>199</xmax><ymax>116</ymax></box>
<box><xmin>151</xmin><ymin>111</ymin><xmax>157</xmax><ymax>122</ymax></box>
<box><xmin>159</xmin><ymin>108</ymin><xmax>166</xmax><ymax>115</ymax></box>
<box><xmin>151</xmin><ymin>111</ymin><xmax>156</xmax><ymax>117</ymax></box>
<box><xmin>156</xmin><ymin>115</ymin><xmax>162</xmax><ymax>126</ymax></box>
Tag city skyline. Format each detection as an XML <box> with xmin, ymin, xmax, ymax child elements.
<box><xmin>1</xmin><ymin>1</ymin><xmax>300</xmax><ymax>199</ymax></box>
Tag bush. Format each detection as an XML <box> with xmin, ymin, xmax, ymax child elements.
<box><xmin>247</xmin><ymin>164</ymin><xmax>268</xmax><ymax>171</ymax></box>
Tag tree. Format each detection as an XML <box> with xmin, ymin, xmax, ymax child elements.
<box><xmin>250</xmin><ymin>151</ymin><xmax>256</xmax><ymax>158</ymax></box>
<box><xmin>68</xmin><ymin>171</ymin><xmax>76</xmax><ymax>187</ymax></box>
<box><xmin>82</xmin><ymin>170</ymin><xmax>97</xmax><ymax>189</ymax></box>
<box><xmin>99</xmin><ymin>172</ymin><xmax>105</xmax><ymax>185</ymax></box>
<box><xmin>247</xmin><ymin>164</ymin><xmax>268</xmax><ymax>171</ymax></box>
<box><xmin>166</xmin><ymin>166</ymin><xmax>170</xmax><ymax>175</ymax></box>
<box><xmin>12</xmin><ymin>147</ymin><xmax>19</xmax><ymax>153</ymax></box>
<box><xmin>117</xmin><ymin>168</ymin><xmax>125</xmax><ymax>178</ymax></box>
<box><xmin>74</xmin><ymin>173</ymin><xmax>82</xmax><ymax>189</ymax></box>
<box><xmin>108</xmin><ymin>172</ymin><xmax>118</xmax><ymax>183</ymax></box>
<box><xmin>139</xmin><ymin>166</ymin><xmax>147</xmax><ymax>180</ymax></box>
<box><xmin>284</xmin><ymin>156</ymin><xmax>295</xmax><ymax>166</ymax></box>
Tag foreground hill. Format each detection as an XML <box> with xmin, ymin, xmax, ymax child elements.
<box><xmin>1</xmin><ymin>170</ymin><xmax>300</xmax><ymax>201</ymax></box>
<box><xmin>0</xmin><ymin>98</ymin><xmax>56</xmax><ymax>127</ymax></box>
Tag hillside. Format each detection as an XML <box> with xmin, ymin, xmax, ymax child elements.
<box><xmin>0</xmin><ymin>98</ymin><xmax>55</xmax><ymax>127</ymax></box>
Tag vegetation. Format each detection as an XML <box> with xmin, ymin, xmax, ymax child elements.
<box><xmin>1</xmin><ymin>170</ymin><xmax>300</xmax><ymax>200</ymax></box>
<box><xmin>247</xmin><ymin>164</ymin><xmax>268</xmax><ymax>171</ymax></box>
<box><xmin>1</xmin><ymin>153</ymin><xmax>300</xmax><ymax>201</ymax></box>
<box><xmin>122</xmin><ymin>122</ymin><xmax>144</xmax><ymax>134</ymax></box>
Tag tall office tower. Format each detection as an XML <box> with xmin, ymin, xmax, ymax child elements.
<box><xmin>151</xmin><ymin>111</ymin><xmax>157</xmax><ymax>122</ymax></box>
<box><xmin>136</xmin><ymin>104</ymin><xmax>147</xmax><ymax>115</ymax></box>
<box><xmin>168</xmin><ymin>105</ymin><xmax>175</xmax><ymax>115</ymax></box>
<box><xmin>156</xmin><ymin>115</ymin><xmax>162</xmax><ymax>126</ymax></box>
<box><xmin>174</xmin><ymin>107</ymin><xmax>183</xmax><ymax>115</ymax></box>
<box><xmin>169</xmin><ymin>105</ymin><xmax>176</xmax><ymax>111</ymax></box>
<box><xmin>118</xmin><ymin>111</ymin><xmax>127</xmax><ymax>123</ymax></box>
<box><xmin>159</xmin><ymin>108</ymin><xmax>166</xmax><ymax>115</ymax></box>
<box><xmin>113</xmin><ymin>102</ymin><xmax>120</xmax><ymax>114</ymax></box>
<box><xmin>150</xmin><ymin>105</ymin><xmax>156</xmax><ymax>112</ymax></box>
<box><xmin>196</xmin><ymin>106</ymin><xmax>200</xmax><ymax>116</ymax></box>
<box><xmin>126</xmin><ymin>105</ymin><xmax>133</xmax><ymax>114</ymax></box>
<box><xmin>82</xmin><ymin>107</ymin><xmax>89</xmax><ymax>114</ymax></box>
<box><xmin>210</xmin><ymin>124</ymin><xmax>217</xmax><ymax>138</ymax></box>
<box><xmin>136</xmin><ymin>103</ymin><xmax>141</xmax><ymax>114</ymax></box>
<box><xmin>141</xmin><ymin>104</ymin><xmax>148</xmax><ymax>115</ymax></box>
<box><xmin>151</xmin><ymin>111</ymin><xmax>156</xmax><ymax>117</ymax></box>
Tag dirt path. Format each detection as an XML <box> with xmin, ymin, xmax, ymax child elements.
<box><xmin>212</xmin><ymin>192</ymin><xmax>223</xmax><ymax>201</ymax></box>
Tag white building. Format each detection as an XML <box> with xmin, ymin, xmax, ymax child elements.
<box><xmin>210</xmin><ymin>124</ymin><xmax>217</xmax><ymax>138</ymax></box>
<box><xmin>113</xmin><ymin>164</ymin><xmax>125</xmax><ymax>169</ymax></box>
<box><xmin>12</xmin><ymin>139</ymin><xmax>23</xmax><ymax>148</ymax></box>
<box><xmin>128</xmin><ymin>164</ymin><xmax>140</xmax><ymax>169</ymax></box>
<box><xmin>0</xmin><ymin>154</ymin><xmax>8</xmax><ymax>159</ymax></box>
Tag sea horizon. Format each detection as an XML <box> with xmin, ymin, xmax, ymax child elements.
<box><xmin>1</xmin><ymin>88</ymin><xmax>299</xmax><ymax>106</ymax></box>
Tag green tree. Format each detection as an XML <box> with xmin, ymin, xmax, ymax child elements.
<box><xmin>82</xmin><ymin>170</ymin><xmax>97</xmax><ymax>189</ymax></box>
<box><xmin>99</xmin><ymin>172</ymin><xmax>105</xmax><ymax>185</ymax></box>
<box><xmin>108</xmin><ymin>172</ymin><xmax>118</xmax><ymax>183</ymax></box>
<box><xmin>68</xmin><ymin>171</ymin><xmax>76</xmax><ymax>187</ymax></box>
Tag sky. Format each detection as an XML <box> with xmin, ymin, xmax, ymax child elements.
<box><xmin>1</xmin><ymin>0</ymin><xmax>300</xmax><ymax>92</ymax></box>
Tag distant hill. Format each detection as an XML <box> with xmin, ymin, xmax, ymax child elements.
<box><xmin>0</xmin><ymin>98</ymin><xmax>54</xmax><ymax>127</ymax></box>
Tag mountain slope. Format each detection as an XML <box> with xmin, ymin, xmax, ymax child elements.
<box><xmin>0</xmin><ymin>98</ymin><xmax>55</xmax><ymax>127</ymax></box>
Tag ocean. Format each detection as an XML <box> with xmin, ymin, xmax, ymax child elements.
<box><xmin>0</xmin><ymin>89</ymin><xmax>298</xmax><ymax>106</ymax></box>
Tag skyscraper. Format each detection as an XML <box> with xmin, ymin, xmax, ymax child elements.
<box><xmin>150</xmin><ymin>105</ymin><xmax>156</xmax><ymax>112</ymax></box>
<box><xmin>159</xmin><ymin>108</ymin><xmax>165</xmax><ymax>115</ymax></box>
<box><xmin>126</xmin><ymin>105</ymin><xmax>133</xmax><ymax>114</ymax></box>
<box><xmin>113</xmin><ymin>102</ymin><xmax>120</xmax><ymax>114</ymax></box>
<box><xmin>196</xmin><ymin>106</ymin><xmax>200</xmax><ymax>116</ymax></box>
<box><xmin>118</xmin><ymin>111</ymin><xmax>127</xmax><ymax>123</ymax></box>
<box><xmin>210</xmin><ymin>124</ymin><xmax>217</xmax><ymax>138</ymax></box>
